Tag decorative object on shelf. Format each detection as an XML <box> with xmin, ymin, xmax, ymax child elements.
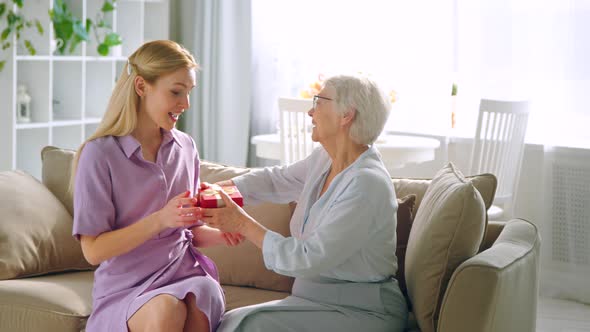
<box><xmin>16</xmin><ymin>84</ymin><xmax>31</xmax><ymax>123</ymax></box>
<box><xmin>52</xmin><ymin>98</ymin><xmax>62</xmax><ymax>119</ymax></box>
<box><xmin>451</xmin><ymin>82</ymin><xmax>458</xmax><ymax>129</ymax></box>
<box><xmin>50</xmin><ymin>0</ymin><xmax>122</xmax><ymax>56</ymax></box>
<box><xmin>49</xmin><ymin>38</ymin><xmax>63</xmax><ymax>54</ymax></box>
<box><xmin>0</xmin><ymin>0</ymin><xmax>45</xmax><ymax>72</ymax></box>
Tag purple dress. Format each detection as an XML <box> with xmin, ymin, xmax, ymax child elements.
<box><xmin>73</xmin><ymin>129</ymin><xmax>225</xmax><ymax>332</ymax></box>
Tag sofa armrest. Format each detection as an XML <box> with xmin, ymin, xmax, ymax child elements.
<box><xmin>436</xmin><ymin>219</ymin><xmax>540</xmax><ymax>332</ymax></box>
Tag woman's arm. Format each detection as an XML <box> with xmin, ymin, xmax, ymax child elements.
<box><xmin>80</xmin><ymin>213</ymin><xmax>161</xmax><ymax>265</ymax></box>
<box><xmin>204</xmin><ymin>174</ymin><xmax>390</xmax><ymax>278</ymax></box>
<box><xmin>231</xmin><ymin>154</ymin><xmax>312</xmax><ymax>205</ymax></box>
<box><xmin>198</xmin><ymin>189</ymin><xmax>268</xmax><ymax>249</ymax></box>
<box><xmin>189</xmin><ymin>225</ymin><xmax>244</xmax><ymax>248</ymax></box>
<box><xmin>80</xmin><ymin>191</ymin><xmax>200</xmax><ymax>265</ymax></box>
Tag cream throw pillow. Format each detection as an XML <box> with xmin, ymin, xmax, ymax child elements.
<box><xmin>0</xmin><ymin>171</ymin><xmax>92</xmax><ymax>280</ymax></box>
<box><xmin>41</xmin><ymin>146</ymin><xmax>76</xmax><ymax>216</ymax></box>
<box><xmin>405</xmin><ymin>163</ymin><xmax>486</xmax><ymax>332</ymax></box>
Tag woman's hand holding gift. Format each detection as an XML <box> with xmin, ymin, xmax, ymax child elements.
<box><xmin>155</xmin><ymin>190</ymin><xmax>200</xmax><ymax>230</ymax></box>
<box><xmin>200</xmin><ymin>188</ymin><xmax>251</xmax><ymax>234</ymax></box>
<box><xmin>197</xmin><ymin>181</ymin><xmax>244</xmax><ymax>246</ymax></box>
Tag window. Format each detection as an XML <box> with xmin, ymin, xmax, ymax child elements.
<box><xmin>252</xmin><ymin>0</ymin><xmax>590</xmax><ymax>147</ymax></box>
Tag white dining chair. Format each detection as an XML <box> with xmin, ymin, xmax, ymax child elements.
<box><xmin>278</xmin><ymin>97</ymin><xmax>315</xmax><ymax>164</ymax></box>
<box><xmin>469</xmin><ymin>99</ymin><xmax>530</xmax><ymax>220</ymax></box>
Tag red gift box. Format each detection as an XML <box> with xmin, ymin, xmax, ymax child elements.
<box><xmin>199</xmin><ymin>185</ymin><xmax>243</xmax><ymax>208</ymax></box>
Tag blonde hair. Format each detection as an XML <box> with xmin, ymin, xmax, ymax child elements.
<box><xmin>69</xmin><ymin>40</ymin><xmax>198</xmax><ymax>193</ymax></box>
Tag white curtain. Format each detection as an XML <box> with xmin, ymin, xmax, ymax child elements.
<box><xmin>174</xmin><ymin>0</ymin><xmax>252</xmax><ymax>166</ymax></box>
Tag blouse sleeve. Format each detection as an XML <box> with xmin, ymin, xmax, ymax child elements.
<box><xmin>232</xmin><ymin>147</ymin><xmax>327</xmax><ymax>205</ymax></box>
<box><xmin>261</xmin><ymin>172</ymin><xmax>389</xmax><ymax>278</ymax></box>
<box><xmin>72</xmin><ymin>141</ymin><xmax>116</xmax><ymax>240</ymax></box>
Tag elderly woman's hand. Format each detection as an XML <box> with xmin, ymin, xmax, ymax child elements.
<box><xmin>199</xmin><ymin>188</ymin><xmax>251</xmax><ymax>234</ymax></box>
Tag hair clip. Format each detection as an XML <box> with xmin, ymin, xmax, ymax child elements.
<box><xmin>127</xmin><ymin>59</ymin><xmax>132</xmax><ymax>75</ymax></box>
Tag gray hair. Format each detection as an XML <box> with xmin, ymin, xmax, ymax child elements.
<box><xmin>323</xmin><ymin>75</ymin><xmax>391</xmax><ymax>145</ymax></box>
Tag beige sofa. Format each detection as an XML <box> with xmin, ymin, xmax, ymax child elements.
<box><xmin>0</xmin><ymin>146</ymin><xmax>541</xmax><ymax>332</ymax></box>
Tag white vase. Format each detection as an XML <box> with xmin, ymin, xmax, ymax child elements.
<box><xmin>16</xmin><ymin>85</ymin><xmax>32</xmax><ymax>123</ymax></box>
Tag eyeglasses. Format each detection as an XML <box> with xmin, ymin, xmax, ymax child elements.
<box><xmin>312</xmin><ymin>95</ymin><xmax>334</xmax><ymax>109</ymax></box>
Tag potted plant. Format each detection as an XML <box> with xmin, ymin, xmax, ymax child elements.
<box><xmin>1</xmin><ymin>0</ymin><xmax>122</xmax><ymax>72</ymax></box>
<box><xmin>0</xmin><ymin>0</ymin><xmax>44</xmax><ymax>72</ymax></box>
<box><xmin>50</xmin><ymin>0</ymin><xmax>121</xmax><ymax>56</ymax></box>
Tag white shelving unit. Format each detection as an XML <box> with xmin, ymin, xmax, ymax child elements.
<box><xmin>0</xmin><ymin>0</ymin><xmax>169</xmax><ymax>179</ymax></box>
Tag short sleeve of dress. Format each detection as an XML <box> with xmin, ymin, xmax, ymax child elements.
<box><xmin>72</xmin><ymin>140</ymin><xmax>116</xmax><ymax>240</ymax></box>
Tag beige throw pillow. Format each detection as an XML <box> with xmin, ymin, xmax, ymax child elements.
<box><xmin>0</xmin><ymin>171</ymin><xmax>92</xmax><ymax>280</ymax></box>
<box><xmin>41</xmin><ymin>146</ymin><xmax>76</xmax><ymax>216</ymax></box>
<box><xmin>393</xmin><ymin>172</ymin><xmax>497</xmax><ymax>253</ymax></box>
<box><xmin>404</xmin><ymin>163</ymin><xmax>486</xmax><ymax>332</ymax></box>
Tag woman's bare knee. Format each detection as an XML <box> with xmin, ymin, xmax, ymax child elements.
<box><xmin>128</xmin><ymin>294</ymin><xmax>187</xmax><ymax>332</ymax></box>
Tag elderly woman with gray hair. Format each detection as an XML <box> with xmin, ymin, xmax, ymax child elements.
<box><xmin>200</xmin><ymin>75</ymin><xmax>408</xmax><ymax>331</ymax></box>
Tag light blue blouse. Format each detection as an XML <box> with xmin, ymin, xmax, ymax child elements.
<box><xmin>232</xmin><ymin>145</ymin><xmax>399</xmax><ymax>282</ymax></box>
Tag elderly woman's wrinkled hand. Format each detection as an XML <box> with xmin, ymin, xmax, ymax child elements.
<box><xmin>200</xmin><ymin>188</ymin><xmax>249</xmax><ymax>234</ymax></box>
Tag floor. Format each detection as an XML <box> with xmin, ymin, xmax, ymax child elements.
<box><xmin>537</xmin><ymin>296</ymin><xmax>590</xmax><ymax>331</ymax></box>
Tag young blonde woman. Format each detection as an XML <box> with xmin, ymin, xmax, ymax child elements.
<box><xmin>71</xmin><ymin>40</ymin><xmax>240</xmax><ymax>332</ymax></box>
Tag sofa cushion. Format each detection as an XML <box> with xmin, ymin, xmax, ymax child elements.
<box><xmin>0</xmin><ymin>271</ymin><xmax>93</xmax><ymax>331</ymax></box>
<box><xmin>404</xmin><ymin>163</ymin><xmax>486</xmax><ymax>332</ymax></box>
<box><xmin>198</xmin><ymin>161</ymin><xmax>295</xmax><ymax>292</ymax></box>
<box><xmin>41</xmin><ymin>146</ymin><xmax>76</xmax><ymax>216</ymax></box>
<box><xmin>395</xmin><ymin>194</ymin><xmax>416</xmax><ymax>301</ymax></box>
<box><xmin>0</xmin><ymin>171</ymin><xmax>92</xmax><ymax>280</ymax></box>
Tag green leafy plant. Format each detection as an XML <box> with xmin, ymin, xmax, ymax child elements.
<box><xmin>451</xmin><ymin>82</ymin><xmax>458</xmax><ymax>96</ymax></box>
<box><xmin>0</xmin><ymin>0</ymin><xmax>44</xmax><ymax>72</ymax></box>
<box><xmin>50</xmin><ymin>0</ymin><xmax>121</xmax><ymax>56</ymax></box>
<box><xmin>91</xmin><ymin>0</ymin><xmax>122</xmax><ymax>56</ymax></box>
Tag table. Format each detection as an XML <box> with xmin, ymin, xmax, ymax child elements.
<box><xmin>251</xmin><ymin>133</ymin><xmax>440</xmax><ymax>171</ymax></box>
